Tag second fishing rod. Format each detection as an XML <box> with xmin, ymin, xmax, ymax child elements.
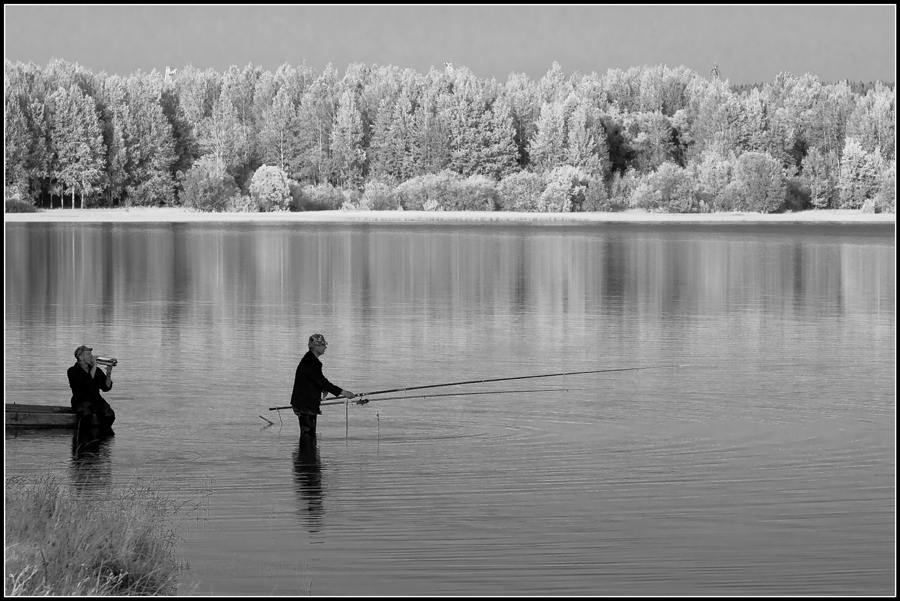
<box><xmin>268</xmin><ymin>364</ymin><xmax>684</xmax><ymax>411</ymax></box>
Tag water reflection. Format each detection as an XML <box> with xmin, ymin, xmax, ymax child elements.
<box><xmin>292</xmin><ymin>437</ymin><xmax>324</xmax><ymax>536</ymax></box>
<box><xmin>70</xmin><ymin>423</ymin><xmax>114</xmax><ymax>492</ymax></box>
<box><xmin>5</xmin><ymin>224</ymin><xmax>895</xmax><ymax>330</ymax></box>
<box><xmin>4</xmin><ymin>221</ymin><xmax>895</xmax><ymax>596</ymax></box>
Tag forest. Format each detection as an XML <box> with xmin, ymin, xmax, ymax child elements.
<box><xmin>4</xmin><ymin>59</ymin><xmax>896</xmax><ymax>214</ymax></box>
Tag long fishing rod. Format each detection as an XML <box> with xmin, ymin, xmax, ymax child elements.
<box><xmin>267</xmin><ymin>364</ymin><xmax>682</xmax><ymax>412</ymax></box>
<box><xmin>355</xmin><ymin>365</ymin><xmax>683</xmax><ymax>398</ymax></box>
<box><xmin>268</xmin><ymin>387</ymin><xmax>573</xmax><ymax>412</ymax></box>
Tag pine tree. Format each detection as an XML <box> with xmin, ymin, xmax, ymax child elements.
<box><xmin>411</xmin><ymin>91</ymin><xmax>452</xmax><ymax>176</ymax></box>
<box><xmin>475</xmin><ymin>98</ymin><xmax>519</xmax><ymax>180</ymax></box>
<box><xmin>625</xmin><ymin>111</ymin><xmax>674</xmax><ymax>173</ymax></box>
<box><xmin>503</xmin><ymin>72</ymin><xmax>541</xmax><ymax>168</ymax></box>
<box><xmin>220</xmin><ymin>64</ymin><xmax>263</xmax><ymax>179</ymax></box>
<box><xmin>800</xmin><ymin>147</ymin><xmax>837</xmax><ymax>209</ymax></box>
<box><xmin>837</xmin><ymin>138</ymin><xmax>879</xmax><ymax>209</ymax></box>
<box><xmin>529</xmin><ymin>101</ymin><xmax>567</xmax><ymax>173</ymax></box>
<box><xmin>259</xmin><ymin>87</ymin><xmax>301</xmax><ymax>177</ymax></box>
<box><xmin>48</xmin><ymin>86</ymin><xmax>105</xmax><ymax>208</ymax></box>
<box><xmin>448</xmin><ymin>72</ymin><xmax>486</xmax><ymax>176</ymax></box>
<box><xmin>199</xmin><ymin>93</ymin><xmax>247</xmax><ymax>180</ymax></box>
<box><xmin>846</xmin><ymin>84</ymin><xmax>895</xmax><ymax>161</ymax></box>
<box><xmin>98</xmin><ymin>76</ymin><xmax>129</xmax><ymax>205</ymax></box>
<box><xmin>175</xmin><ymin>65</ymin><xmax>221</xmax><ymax>137</ymax></box>
<box><xmin>330</xmin><ymin>89</ymin><xmax>366</xmax><ymax>188</ymax></box>
<box><xmin>731</xmin><ymin>151</ymin><xmax>786</xmax><ymax>212</ymax></box>
<box><xmin>566</xmin><ymin>101</ymin><xmax>608</xmax><ymax>179</ymax></box>
<box><xmin>4</xmin><ymin>90</ymin><xmax>31</xmax><ymax>199</ymax></box>
<box><xmin>538</xmin><ymin>61</ymin><xmax>571</xmax><ymax>106</ymax></box>
<box><xmin>122</xmin><ymin>77</ymin><xmax>176</xmax><ymax>206</ymax></box>
<box><xmin>369</xmin><ymin>95</ymin><xmax>415</xmax><ymax>182</ymax></box>
<box><xmin>696</xmin><ymin>143</ymin><xmax>735</xmax><ymax>210</ymax></box>
<box><xmin>296</xmin><ymin>65</ymin><xmax>339</xmax><ymax>184</ymax></box>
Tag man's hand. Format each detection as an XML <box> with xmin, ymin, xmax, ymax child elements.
<box><xmin>341</xmin><ymin>390</ymin><xmax>356</xmax><ymax>399</ymax></box>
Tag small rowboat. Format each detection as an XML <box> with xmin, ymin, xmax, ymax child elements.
<box><xmin>5</xmin><ymin>404</ymin><xmax>98</xmax><ymax>429</ymax></box>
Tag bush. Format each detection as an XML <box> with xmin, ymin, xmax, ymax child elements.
<box><xmin>446</xmin><ymin>175</ymin><xmax>499</xmax><ymax>211</ymax></box>
<box><xmin>5</xmin><ymin>181</ymin><xmax>32</xmax><ymax>204</ymax></box>
<box><xmin>649</xmin><ymin>162</ymin><xmax>696</xmax><ymax>213</ymax></box>
<box><xmin>179</xmin><ymin>156</ymin><xmax>239</xmax><ymax>212</ymax></box>
<box><xmin>719</xmin><ymin>181</ymin><xmax>743</xmax><ymax>212</ymax></box>
<box><xmin>607</xmin><ymin>168</ymin><xmax>639</xmax><ymax>211</ymax></box>
<box><xmin>359</xmin><ymin>179</ymin><xmax>399</xmax><ymax>210</ymax></box>
<box><xmin>289</xmin><ymin>181</ymin><xmax>345</xmax><ymax>211</ymax></box>
<box><xmin>249</xmin><ymin>165</ymin><xmax>291</xmax><ymax>211</ymax></box>
<box><xmin>860</xmin><ymin>198</ymin><xmax>879</xmax><ymax>213</ymax></box>
<box><xmin>125</xmin><ymin>174</ymin><xmax>176</xmax><ymax>208</ymax></box>
<box><xmin>497</xmin><ymin>171</ymin><xmax>545</xmax><ymax>211</ymax></box>
<box><xmin>582</xmin><ymin>176</ymin><xmax>610</xmax><ymax>211</ymax></box>
<box><xmin>227</xmin><ymin>194</ymin><xmax>260</xmax><ymax>212</ymax></box>
<box><xmin>5</xmin><ymin>198</ymin><xmax>38</xmax><ymax>213</ymax></box>
<box><xmin>628</xmin><ymin>178</ymin><xmax>659</xmax><ymax>210</ymax></box>
<box><xmin>539</xmin><ymin>165</ymin><xmax>590</xmax><ymax>212</ymax></box>
<box><xmin>395</xmin><ymin>170</ymin><xmax>462</xmax><ymax>210</ymax></box>
<box><xmin>783</xmin><ymin>175</ymin><xmax>810</xmax><ymax>212</ymax></box>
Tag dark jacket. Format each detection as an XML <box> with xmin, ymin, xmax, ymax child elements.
<box><xmin>67</xmin><ymin>362</ymin><xmax>112</xmax><ymax>410</ymax></box>
<box><xmin>290</xmin><ymin>351</ymin><xmax>343</xmax><ymax>415</ymax></box>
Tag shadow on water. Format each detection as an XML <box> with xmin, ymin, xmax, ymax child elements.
<box><xmin>292</xmin><ymin>435</ymin><xmax>324</xmax><ymax>537</ymax></box>
<box><xmin>70</xmin><ymin>421</ymin><xmax>114</xmax><ymax>491</ymax></box>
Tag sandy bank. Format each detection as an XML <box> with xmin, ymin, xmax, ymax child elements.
<box><xmin>4</xmin><ymin>207</ymin><xmax>896</xmax><ymax>225</ymax></box>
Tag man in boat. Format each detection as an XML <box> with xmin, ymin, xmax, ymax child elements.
<box><xmin>290</xmin><ymin>334</ymin><xmax>356</xmax><ymax>438</ymax></box>
<box><xmin>67</xmin><ymin>345</ymin><xmax>116</xmax><ymax>431</ymax></box>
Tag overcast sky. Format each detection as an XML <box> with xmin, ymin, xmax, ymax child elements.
<box><xmin>4</xmin><ymin>5</ymin><xmax>896</xmax><ymax>84</ymax></box>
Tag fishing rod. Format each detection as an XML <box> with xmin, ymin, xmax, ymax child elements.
<box><xmin>268</xmin><ymin>387</ymin><xmax>573</xmax><ymax>412</ymax></box>
<box><xmin>355</xmin><ymin>365</ymin><xmax>684</xmax><ymax>398</ymax></box>
<box><xmin>267</xmin><ymin>364</ymin><xmax>683</xmax><ymax>412</ymax></box>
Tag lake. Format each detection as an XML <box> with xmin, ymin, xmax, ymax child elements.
<box><xmin>4</xmin><ymin>220</ymin><xmax>895</xmax><ymax>595</ymax></box>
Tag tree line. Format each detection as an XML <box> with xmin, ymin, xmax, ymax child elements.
<box><xmin>4</xmin><ymin>59</ymin><xmax>895</xmax><ymax>213</ymax></box>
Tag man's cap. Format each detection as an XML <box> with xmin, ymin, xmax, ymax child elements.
<box><xmin>74</xmin><ymin>345</ymin><xmax>93</xmax><ymax>359</ymax></box>
<box><xmin>308</xmin><ymin>334</ymin><xmax>328</xmax><ymax>347</ymax></box>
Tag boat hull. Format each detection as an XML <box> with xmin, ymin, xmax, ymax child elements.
<box><xmin>5</xmin><ymin>404</ymin><xmax>98</xmax><ymax>429</ymax></box>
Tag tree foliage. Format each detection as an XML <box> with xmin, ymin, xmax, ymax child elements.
<box><xmin>496</xmin><ymin>170</ymin><xmax>545</xmax><ymax>211</ymax></box>
<box><xmin>4</xmin><ymin>59</ymin><xmax>894</xmax><ymax>212</ymax></box>
<box><xmin>179</xmin><ymin>155</ymin><xmax>240</xmax><ymax>212</ymax></box>
<box><xmin>48</xmin><ymin>85</ymin><xmax>105</xmax><ymax>207</ymax></box>
<box><xmin>729</xmin><ymin>151</ymin><xmax>786</xmax><ymax>213</ymax></box>
<box><xmin>837</xmin><ymin>138</ymin><xmax>880</xmax><ymax>209</ymax></box>
<box><xmin>800</xmin><ymin>147</ymin><xmax>838</xmax><ymax>209</ymax></box>
<box><xmin>539</xmin><ymin>165</ymin><xmax>591</xmax><ymax>212</ymax></box>
<box><xmin>249</xmin><ymin>164</ymin><xmax>291</xmax><ymax>211</ymax></box>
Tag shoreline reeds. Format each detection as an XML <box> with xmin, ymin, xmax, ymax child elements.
<box><xmin>4</xmin><ymin>474</ymin><xmax>181</xmax><ymax>596</ymax></box>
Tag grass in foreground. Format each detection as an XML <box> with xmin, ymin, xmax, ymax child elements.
<box><xmin>5</xmin><ymin>475</ymin><xmax>180</xmax><ymax>595</ymax></box>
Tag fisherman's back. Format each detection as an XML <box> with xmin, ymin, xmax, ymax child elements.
<box><xmin>290</xmin><ymin>350</ymin><xmax>342</xmax><ymax>414</ymax></box>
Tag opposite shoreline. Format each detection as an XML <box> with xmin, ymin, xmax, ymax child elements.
<box><xmin>4</xmin><ymin>207</ymin><xmax>896</xmax><ymax>226</ymax></box>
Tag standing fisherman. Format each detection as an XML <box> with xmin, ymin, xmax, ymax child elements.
<box><xmin>290</xmin><ymin>334</ymin><xmax>356</xmax><ymax>439</ymax></box>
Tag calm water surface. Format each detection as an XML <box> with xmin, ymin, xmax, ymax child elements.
<box><xmin>4</xmin><ymin>222</ymin><xmax>895</xmax><ymax>595</ymax></box>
